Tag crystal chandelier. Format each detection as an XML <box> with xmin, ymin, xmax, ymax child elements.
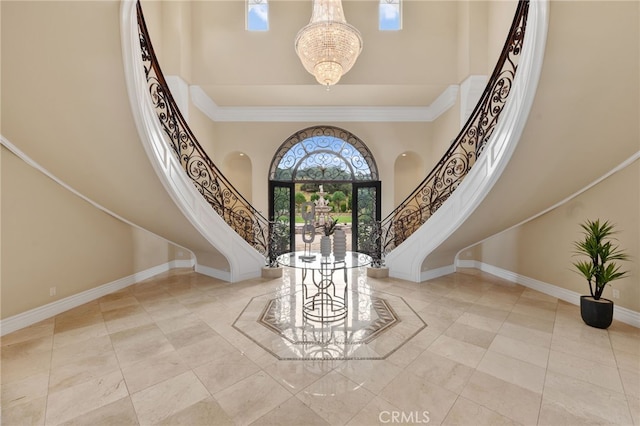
<box><xmin>295</xmin><ymin>0</ymin><xmax>363</xmax><ymax>88</ymax></box>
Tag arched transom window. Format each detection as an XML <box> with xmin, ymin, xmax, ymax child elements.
<box><xmin>270</xmin><ymin>126</ymin><xmax>378</xmax><ymax>182</ymax></box>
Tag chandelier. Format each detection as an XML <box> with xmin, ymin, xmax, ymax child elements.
<box><xmin>295</xmin><ymin>0</ymin><xmax>363</xmax><ymax>88</ymax></box>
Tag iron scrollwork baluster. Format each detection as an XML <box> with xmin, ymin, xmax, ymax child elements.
<box><xmin>135</xmin><ymin>1</ymin><xmax>270</xmax><ymax>258</ymax></box>
<box><xmin>379</xmin><ymin>0</ymin><xmax>530</xmax><ymax>256</ymax></box>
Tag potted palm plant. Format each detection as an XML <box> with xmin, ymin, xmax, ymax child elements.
<box><xmin>573</xmin><ymin>219</ymin><xmax>630</xmax><ymax>329</ymax></box>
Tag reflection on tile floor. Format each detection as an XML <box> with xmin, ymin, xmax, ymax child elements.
<box><xmin>235</xmin><ymin>270</ymin><xmax>426</xmax><ymax>359</ymax></box>
<box><xmin>2</xmin><ymin>267</ymin><xmax>639</xmax><ymax>425</ymax></box>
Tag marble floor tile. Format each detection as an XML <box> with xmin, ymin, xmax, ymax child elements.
<box><xmin>297</xmin><ymin>370</ymin><xmax>376</xmax><ymax>425</ymax></box>
<box><xmin>194</xmin><ymin>351</ymin><xmax>261</xmax><ymax>394</ymax></box>
<box><xmin>427</xmin><ymin>334</ymin><xmax>486</xmax><ymax>368</ymax></box>
<box><xmin>443</xmin><ymin>322</ymin><xmax>497</xmax><ymax>349</ymax></box>
<box><xmin>461</xmin><ymin>371</ymin><xmax>541</xmax><ymax>425</ymax></box>
<box><xmin>477</xmin><ymin>350</ymin><xmax>546</xmax><ymax>394</ymax></box>
<box><xmin>2</xmin><ymin>269</ymin><xmax>639</xmax><ymax>426</ymax></box>
<box><xmin>251</xmin><ymin>396</ymin><xmax>330</xmax><ymax>426</ymax></box>
<box><xmin>214</xmin><ymin>370</ymin><xmax>292</xmax><ymax>425</ymax></box>
<box><xmin>345</xmin><ymin>396</ymin><xmax>404</xmax><ymax>426</ymax></box>
<box><xmin>540</xmin><ymin>371</ymin><xmax>632</xmax><ymax>425</ymax></box>
<box><xmin>406</xmin><ymin>350</ymin><xmax>475</xmax><ymax>394</ymax></box>
<box><xmin>130</xmin><ymin>371</ymin><xmax>210</xmax><ymax>424</ymax></box>
<box><xmin>45</xmin><ymin>370</ymin><xmax>128</xmax><ymax>425</ymax></box>
<box><xmin>121</xmin><ymin>350</ymin><xmax>190</xmax><ymax>394</ymax></box>
<box><xmin>442</xmin><ymin>396</ymin><xmax>520</xmax><ymax>426</ymax></box>
<box><xmin>379</xmin><ymin>370</ymin><xmax>458</xmax><ymax>425</ymax></box>
<box><xmin>1</xmin><ymin>371</ymin><xmax>49</xmax><ymax>408</ymax></box>
<box><xmin>334</xmin><ymin>359</ymin><xmax>403</xmax><ymax>394</ymax></box>
<box><xmin>547</xmin><ymin>349</ymin><xmax>625</xmax><ymax>394</ymax></box>
<box><xmin>157</xmin><ymin>396</ymin><xmax>234</xmax><ymax>426</ymax></box>
<box><xmin>1</xmin><ymin>395</ymin><xmax>47</xmax><ymax>426</ymax></box>
<box><xmin>58</xmin><ymin>396</ymin><xmax>139</xmax><ymax>426</ymax></box>
<box><xmin>487</xmin><ymin>334</ymin><xmax>549</xmax><ymax>368</ymax></box>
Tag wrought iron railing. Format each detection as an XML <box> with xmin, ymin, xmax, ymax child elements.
<box><xmin>379</xmin><ymin>0</ymin><xmax>530</xmax><ymax>258</ymax></box>
<box><xmin>135</xmin><ymin>1</ymin><xmax>270</xmax><ymax>257</ymax></box>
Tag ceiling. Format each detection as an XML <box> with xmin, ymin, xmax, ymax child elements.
<box><xmin>146</xmin><ymin>1</ymin><xmax>513</xmax><ymax>110</ymax></box>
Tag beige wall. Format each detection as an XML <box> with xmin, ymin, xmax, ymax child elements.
<box><xmin>466</xmin><ymin>160</ymin><xmax>639</xmax><ymax>312</ymax></box>
<box><xmin>1</xmin><ymin>147</ymin><xmax>185</xmax><ymax>319</ymax></box>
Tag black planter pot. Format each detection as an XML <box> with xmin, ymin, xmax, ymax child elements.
<box><xmin>580</xmin><ymin>295</ymin><xmax>614</xmax><ymax>329</ymax></box>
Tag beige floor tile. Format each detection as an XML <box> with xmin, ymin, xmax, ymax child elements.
<box><xmin>49</xmin><ymin>351</ymin><xmax>121</xmax><ymax>393</ymax></box>
<box><xmin>99</xmin><ymin>295</ymin><xmax>140</xmax><ymax>313</ymax></box>
<box><xmin>460</xmin><ymin>371</ymin><xmax>541</xmax><ymax>425</ymax></box>
<box><xmin>497</xmin><ymin>321</ymin><xmax>552</xmax><ymax>349</ymax></box>
<box><xmin>121</xmin><ymin>350</ymin><xmax>190</xmax><ymax>393</ymax></box>
<box><xmin>110</xmin><ymin>324</ymin><xmax>175</xmax><ymax>368</ymax></box>
<box><xmin>3</xmin><ymin>270</ymin><xmax>640</xmax><ymax>426</ymax></box>
<box><xmin>176</xmin><ymin>334</ymin><xmax>239</xmax><ymax>368</ymax></box>
<box><xmin>263</xmin><ymin>359</ymin><xmax>337</xmax><ymax>394</ymax></box>
<box><xmin>379</xmin><ymin>370</ymin><xmax>458</xmax><ymax>425</ymax></box>
<box><xmin>51</xmin><ymin>334</ymin><xmax>113</xmax><ymax>369</ymax></box>
<box><xmin>406</xmin><ymin>350</ymin><xmax>475</xmax><ymax>394</ymax></box>
<box><xmin>45</xmin><ymin>370</ymin><xmax>128</xmax><ymax>425</ymax></box>
<box><xmin>444</xmin><ymin>322</ymin><xmax>496</xmax><ymax>349</ymax></box>
<box><xmin>550</xmin><ymin>330</ymin><xmax>617</xmax><ymax>367</ymax></box>
<box><xmin>1</xmin><ymin>371</ymin><xmax>49</xmax><ymax>408</ymax></box>
<box><xmin>1</xmin><ymin>319</ymin><xmax>54</xmax><ymax>347</ymax></box>
<box><xmin>610</xmin><ymin>330</ymin><xmax>640</xmax><ymax>356</ymax></box>
<box><xmin>215</xmin><ymin>370</ymin><xmax>292</xmax><ymax>425</ymax></box>
<box><xmin>541</xmin><ymin>371</ymin><xmax>632</xmax><ymax>425</ymax></box>
<box><xmin>455</xmin><ymin>311</ymin><xmax>504</xmax><ymax>333</ymax></box>
<box><xmin>157</xmin><ymin>396</ymin><xmax>234</xmax><ymax>426</ymax></box>
<box><xmin>503</xmin><ymin>311</ymin><xmax>555</xmax><ymax>334</ymax></box>
<box><xmin>58</xmin><ymin>396</ymin><xmax>139</xmax><ymax>426</ymax></box>
<box><xmin>620</xmin><ymin>367</ymin><xmax>640</xmax><ymax>398</ymax></box>
<box><xmin>52</xmin><ymin>321</ymin><xmax>109</xmax><ymax>349</ymax></box>
<box><xmin>442</xmin><ymin>396</ymin><xmax>520</xmax><ymax>426</ymax></box>
<box><xmin>488</xmin><ymin>334</ymin><xmax>549</xmax><ymax>368</ymax></box>
<box><xmin>335</xmin><ymin>359</ymin><xmax>403</xmax><ymax>394</ymax></box>
<box><xmin>1</xmin><ymin>395</ymin><xmax>47</xmax><ymax>426</ymax></box>
<box><xmin>251</xmin><ymin>396</ymin><xmax>330</xmax><ymax>426</ymax></box>
<box><xmin>130</xmin><ymin>371</ymin><xmax>210</xmax><ymax>424</ymax></box>
<box><xmin>427</xmin><ymin>334</ymin><xmax>486</xmax><ymax>368</ymax></box>
<box><xmin>547</xmin><ymin>349</ymin><xmax>625</xmax><ymax>394</ymax></box>
<box><xmin>477</xmin><ymin>350</ymin><xmax>546</xmax><ymax>394</ymax></box>
<box><xmin>614</xmin><ymin>349</ymin><xmax>640</xmax><ymax>374</ymax></box>
<box><xmin>0</xmin><ymin>349</ymin><xmax>52</xmax><ymax>384</ymax></box>
<box><xmin>297</xmin><ymin>370</ymin><xmax>376</xmax><ymax>425</ymax></box>
<box><xmin>194</xmin><ymin>351</ymin><xmax>261</xmax><ymax>394</ymax></box>
<box><xmin>345</xmin><ymin>396</ymin><xmax>408</xmax><ymax>426</ymax></box>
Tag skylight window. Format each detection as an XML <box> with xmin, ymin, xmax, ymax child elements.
<box><xmin>379</xmin><ymin>0</ymin><xmax>402</xmax><ymax>31</ymax></box>
<box><xmin>247</xmin><ymin>0</ymin><xmax>269</xmax><ymax>31</ymax></box>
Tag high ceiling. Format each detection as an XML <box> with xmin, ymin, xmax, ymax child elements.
<box><xmin>146</xmin><ymin>1</ymin><xmax>516</xmax><ymax>110</ymax></box>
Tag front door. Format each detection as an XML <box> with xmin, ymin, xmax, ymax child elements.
<box><xmin>352</xmin><ymin>181</ymin><xmax>382</xmax><ymax>258</ymax></box>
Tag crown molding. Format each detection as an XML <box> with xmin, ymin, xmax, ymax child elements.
<box><xmin>189</xmin><ymin>84</ymin><xmax>459</xmax><ymax>123</ymax></box>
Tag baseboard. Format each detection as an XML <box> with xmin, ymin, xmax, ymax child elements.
<box><xmin>420</xmin><ymin>264</ymin><xmax>456</xmax><ymax>282</ymax></box>
<box><xmin>195</xmin><ymin>264</ymin><xmax>231</xmax><ymax>282</ymax></box>
<box><xmin>456</xmin><ymin>260</ymin><xmax>640</xmax><ymax>328</ymax></box>
<box><xmin>0</xmin><ymin>260</ymin><xmax>194</xmax><ymax>336</ymax></box>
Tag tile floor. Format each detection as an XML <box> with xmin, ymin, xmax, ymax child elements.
<box><xmin>1</xmin><ymin>267</ymin><xmax>638</xmax><ymax>425</ymax></box>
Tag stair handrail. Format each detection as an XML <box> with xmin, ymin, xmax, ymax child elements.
<box><xmin>134</xmin><ymin>1</ymin><xmax>271</xmax><ymax>258</ymax></box>
<box><xmin>378</xmin><ymin>0</ymin><xmax>531</xmax><ymax>261</ymax></box>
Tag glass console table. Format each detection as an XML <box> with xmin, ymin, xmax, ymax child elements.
<box><xmin>276</xmin><ymin>251</ymin><xmax>372</xmax><ymax>323</ymax></box>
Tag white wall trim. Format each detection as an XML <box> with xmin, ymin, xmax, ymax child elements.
<box><xmin>420</xmin><ymin>264</ymin><xmax>456</xmax><ymax>282</ymax></box>
<box><xmin>386</xmin><ymin>0</ymin><xmax>549</xmax><ymax>282</ymax></box>
<box><xmin>190</xmin><ymin>84</ymin><xmax>459</xmax><ymax>123</ymax></box>
<box><xmin>455</xmin><ymin>260</ymin><xmax>640</xmax><ymax>328</ymax></box>
<box><xmin>0</xmin><ymin>260</ymin><xmax>196</xmax><ymax>337</ymax></box>
<box><xmin>195</xmin><ymin>264</ymin><xmax>232</xmax><ymax>282</ymax></box>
